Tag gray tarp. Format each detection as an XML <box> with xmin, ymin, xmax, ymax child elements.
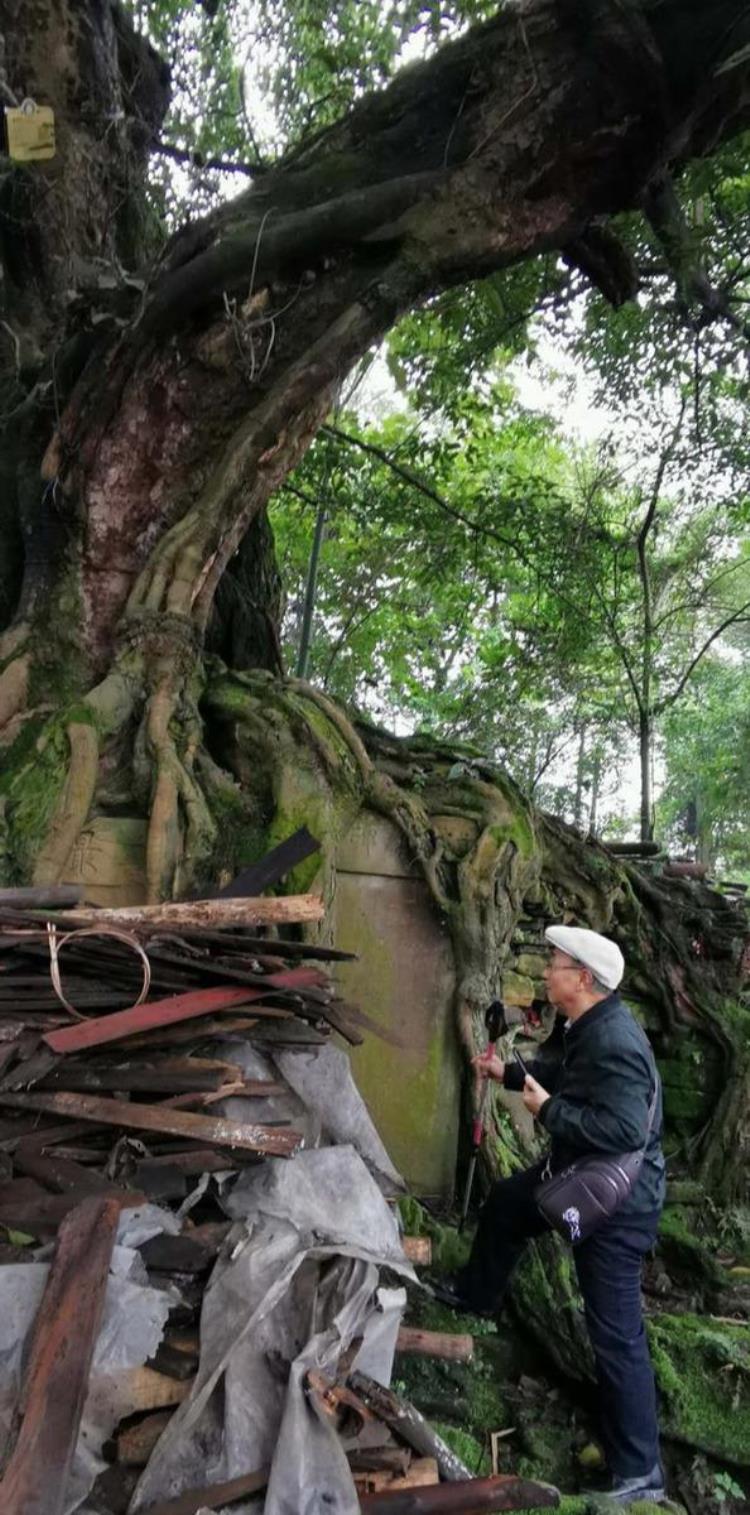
<box><xmin>129</xmin><ymin>1146</ymin><xmax>413</xmax><ymax>1515</ymax></box>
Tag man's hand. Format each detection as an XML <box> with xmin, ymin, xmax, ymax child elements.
<box><xmin>472</xmin><ymin>1052</ymin><xmax>505</xmax><ymax>1083</ymax></box>
<box><xmin>523</xmin><ymin>1074</ymin><xmax>550</xmax><ymax>1117</ymax></box>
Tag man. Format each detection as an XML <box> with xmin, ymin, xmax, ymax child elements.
<box><xmin>444</xmin><ymin>925</ymin><xmax>666</xmax><ymax>1508</ymax></box>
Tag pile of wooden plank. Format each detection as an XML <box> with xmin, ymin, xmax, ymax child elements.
<box><xmin>0</xmin><ymin>841</ymin><xmax>560</xmax><ymax>1515</ymax></box>
<box><xmin>0</xmin><ymin>878</ymin><xmax>372</xmax><ymax>1233</ymax></box>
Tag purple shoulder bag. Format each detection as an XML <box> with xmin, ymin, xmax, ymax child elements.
<box><xmin>534</xmin><ymin>1086</ymin><xmax>658</xmax><ymax>1245</ymax></box>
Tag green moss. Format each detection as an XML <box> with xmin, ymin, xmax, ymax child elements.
<box><xmin>525</xmin><ymin>1502</ymin><xmax>589</xmax><ymax>1515</ymax></box>
<box><xmin>0</xmin><ymin>716</ymin><xmax>70</xmax><ymax>881</ymax></box>
<box><xmin>658</xmin><ymin>1207</ymin><xmax>724</xmax><ymax>1289</ymax></box>
<box><xmin>430</xmin><ymin>1419</ymin><xmax>489</xmax><ymax>1474</ymax></box>
<box><xmin>648</xmin><ymin>1313</ymin><xmax>750</xmax><ymax>1463</ymax></box>
<box><xmin>524</xmin><ymin>1503</ymin><xmax>587</xmax><ymax>1515</ymax></box>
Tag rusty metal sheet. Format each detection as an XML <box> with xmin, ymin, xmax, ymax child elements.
<box><xmin>0</xmin><ymin>1195</ymin><xmax>120</xmax><ymax>1515</ymax></box>
<box><xmin>358</xmin><ymin>1475</ymin><xmax>560</xmax><ymax>1511</ymax></box>
<box><xmin>43</xmin><ymin>970</ymin><xmax>322</xmax><ymax>1056</ymax></box>
<box><xmin>0</xmin><ymin>1089</ymin><xmax>303</xmax><ymax>1156</ymax></box>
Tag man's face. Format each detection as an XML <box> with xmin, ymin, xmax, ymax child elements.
<box><xmin>543</xmin><ymin>949</ymin><xmax>587</xmax><ymax>1010</ymax></box>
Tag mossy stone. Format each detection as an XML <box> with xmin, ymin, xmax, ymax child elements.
<box><xmin>648</xmin><ymin>1313</ymin><xmax>750</xmax><ymax>1463</ymax></box>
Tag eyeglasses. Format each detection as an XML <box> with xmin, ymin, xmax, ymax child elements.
<box><xmin>546</xmin><ymin>963</ymin><xmax>584</xmax><ymax>973</ymax></box>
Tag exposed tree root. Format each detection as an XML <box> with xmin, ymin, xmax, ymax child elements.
<box><xmin>32</xmin><ymin>720</ymin><xmax>100</xmax><ymax>885</ymax></box>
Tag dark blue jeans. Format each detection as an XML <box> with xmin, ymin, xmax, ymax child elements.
<box><xmin>456</xmin><ymin>1160</ymin><xmax>662</xmax><ymax>1479</ymax></box>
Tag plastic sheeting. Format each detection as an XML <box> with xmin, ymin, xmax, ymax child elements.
<box><xmin>129</xmin><ymin>1146</ymin><xmax>413</xmax><ymax>1515</ymax></box>
<box><xmin>213</xmin><ymin>1041</ymin><xmax>404</xmax><ymax>1191</ymax></box>
<box><xmin>0</xmin><ymin>1204</ymin><xmax>177</xmax><ymax>1515</ymax></box>
<box><xmin>0</xmin><ymin>1041</ymin><xmax>411</xmax><ymax>1513</ymax></box>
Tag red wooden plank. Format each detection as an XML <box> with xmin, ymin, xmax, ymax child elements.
<box><xmin>0</xmin><ymin>1195</ymin><xmax>120</xmax><ymax>1515</ymax></box>
<box><xmin>42</xmin><ymin>970</ymin><xmax>322</xmax><ymax>1055</ymax></box>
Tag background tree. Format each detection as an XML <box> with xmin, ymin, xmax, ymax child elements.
<box><xmin>659</xmin><ymin>656</ymin><xmax>750</xmax><ymax>875</ymax></box>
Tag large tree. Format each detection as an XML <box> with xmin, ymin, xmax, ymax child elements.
<box><xmin>2</xmin><ymin>9</ymin><xmax>750</xmax><ymax>1485</ymax></box>
<box><xmin>2</xmin><ymin>0</ymin><xmax>750</xmax><ymax>895</ymax></box>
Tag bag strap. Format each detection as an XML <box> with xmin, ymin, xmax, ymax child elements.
<box><xmin>640</xmin><ymin>1076</ymin><xmax>659</xmax><ymax>1155</ymax></box>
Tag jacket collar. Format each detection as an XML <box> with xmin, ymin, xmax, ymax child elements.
<box><xmin>563</xmin><ymin>990</ymin><xmax>621</xmax><ymax>1042</ymax></box>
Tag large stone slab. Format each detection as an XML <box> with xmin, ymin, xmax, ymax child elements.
<box><xmin>334</xmin><ymin>814</ymin><xmax>460</xmax><ymax>1198</ymax></box>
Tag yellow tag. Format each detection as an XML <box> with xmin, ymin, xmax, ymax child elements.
<box><xmin>5</xmin><ymin>104</ymin><xmax>56</xmax><ymax>163</ymax></box>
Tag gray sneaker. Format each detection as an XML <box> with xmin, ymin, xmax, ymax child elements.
<box><xmin>607</xmin><ymin>1464</ymin><xmax>666</xmax><ymax>1505</ymax></box>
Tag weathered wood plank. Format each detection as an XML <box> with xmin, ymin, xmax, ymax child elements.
<box><xmin>213</xmin><ymin>826</ymin><xmax>320</xmax><ymax>898</ymax></box>
<box><xmin>13</xmin><ymin>1148</ymin><xmax>141</xmax><ymax>1199</ymax></box>
<box><xmin>0</xmin><ymin>1089</ymin><xmax>303</xmax><ymax>1156</ymax></box>
<box><xmin>358</xmin><ymin>1477</ymin><xmax>560</xmax><ymax>1511</ymax></box>
<box><xmin>0</xmin><ymin>1195</ymin><xmax>120</xmax><ymax>1515</ymax></box>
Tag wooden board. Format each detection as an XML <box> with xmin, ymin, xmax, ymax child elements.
<box><xmin>0</xmin><ymin>1090</ymin><xmax>303</xmax><ymax>1156</ymax></box>
<box><xmin>0</xmin><ymin>1196</ymin><xmax>120</xmax><ymax>1515</ymax></box>
<box><xmin>213</xmin><ymin>826</ymin><xmax>320</xmax><ymax>898</ymax></box>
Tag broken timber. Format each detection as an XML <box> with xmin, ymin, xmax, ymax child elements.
<box><xmin>0</xmin><ymin>1090</ymin><xmax>303</xmax><ymax>1155</ymax></box>
<box><xmin>348</xmin><ymin>1373</ymin><xmax>472</xmax><ymax>1482</ymax></box>
<box><xmin>395</xmin><ymin>1327</ymin><xmax>473</xmax><ymax>1362</ymax></box>
<box><xmin>0</xmin><ymin>1195</ymin><xmax>120</xmax><ymax>1515</ymax></box>
<box><xmin>358</xmin><ymin>1474</ymin><xmax>560</xmax><ymax>1510</ymax></box>
<box><xmin>52</xmin><ymin>893</ymin><xmax>324</xmax><ymax>930</ymax></box>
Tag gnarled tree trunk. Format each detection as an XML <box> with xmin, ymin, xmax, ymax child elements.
<box><xmin>3</xmin><ymin>0</ymin><xmax>750</xmax><ymax>894</ymax></box>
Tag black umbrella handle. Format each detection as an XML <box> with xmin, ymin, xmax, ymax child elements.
<box><xmin>484</xmin><ymin>999</ymin><xmax>506</xmax><ymax>1049</ymax></box>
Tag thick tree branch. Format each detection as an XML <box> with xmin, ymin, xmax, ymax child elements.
<box><xmin>151</xmin><ymin>140</ymin><xmax>267</xmax><ymax>178</ymax></box>
<box><xmin>656</xmin><ymin>600</ymin><xmax>750</xmax><ymax>714</ymax></box>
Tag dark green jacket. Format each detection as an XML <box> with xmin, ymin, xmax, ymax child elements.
<box><xmin>504</xmin><ymin>992</ymin><xmax>665</xmax><ymax>1217</ymax></box>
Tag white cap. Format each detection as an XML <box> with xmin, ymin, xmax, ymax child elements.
<box><xmin>544</xmin><ymin>925</ymin><xmax>624</xmax><ymax>991</ymax></box>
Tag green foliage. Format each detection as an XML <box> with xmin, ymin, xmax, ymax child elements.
<box><xmin>658</xmin><ymin>657</ymin><xmax>750</xmax><ymax>874</ymax></box>
<box><xmin>713</xmin><ymin>1470</ymin><xmax>746</xmax><ymax>1503</ymax></box>
<box><xmin>274</xmin><ymin>372</ymin><xmax>749</xmax><ymax>835</ymax></box>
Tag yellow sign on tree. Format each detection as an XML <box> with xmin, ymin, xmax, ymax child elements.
<box><xmin>5</xmin><ymin>101</ymin><xmax>56</xmax><ymax>163</ymax></box>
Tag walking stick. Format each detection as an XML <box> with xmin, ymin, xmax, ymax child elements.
<box><xmin>459</xmin><ymin>999</ymin><xmax>506</xmax><ymax>1231</ymax></box>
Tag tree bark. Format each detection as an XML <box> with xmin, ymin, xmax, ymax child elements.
<box><xmin>639</xmin><ymin>708</ymin><xmax>654</xmax><ymax>844</ymax></box>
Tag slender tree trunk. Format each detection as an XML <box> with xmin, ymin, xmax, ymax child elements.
<box><xmin>588</xmin><ymin>747</ymin><xmax>602</xmax><ymax>835</ymax></box>
<box><xmin>639</xmin><ymin>709</ymin><xmax>654</xmax><ymax>843</ymax></box>
<box><xmin>574</xmin><ymin>725</ymin><xmax>587</xmax><ymax>829</ymax></box>
<box><xmin>296</xmin><ymin>504</ymin><xmax>327</xmax><ymax>679</ymax></box>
